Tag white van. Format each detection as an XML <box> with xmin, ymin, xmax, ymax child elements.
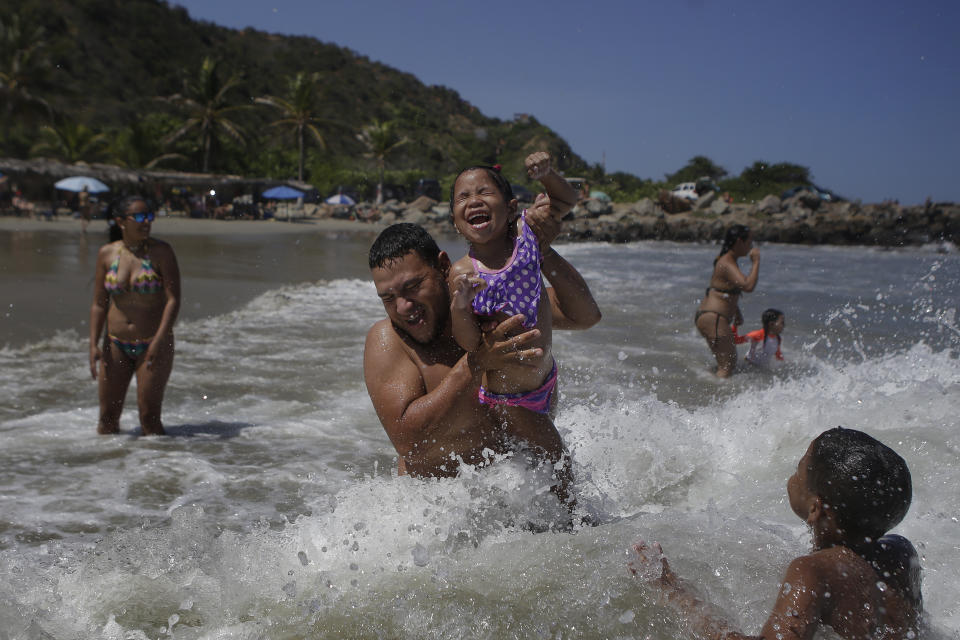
<box><xmin>670</xmin><ymin>182</ymin><xmax>698</xmax><ymax>201</ymax></box>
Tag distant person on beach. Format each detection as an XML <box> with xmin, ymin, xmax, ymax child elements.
<box><xmin>695</xmin><ymin>224</ymin><xmax>759</xmax><ymax>377</ymax></box>
<box><xmin>628</xmin><ymin>426</ymin><xmax>922</xmax><ymax>640</ymax></box>
<box><xmin>89</xmin><ymin>196</ymin><xmax>181</xmax><ymax>435</ymax></box>
<box><xmin>447</xmin><ymin>152</ymin><xmax>600</xmax><ymax>477</ymax></box>
<box><xmin>364</xmin><ymin>215</ymin><xmax>599</xmax><ymax>505</ymax></box>
<box><xmin>78</xmin><ymin>186</ymin><xmax>91</xmax><ymax>233</ymax></box>
<box><xmin>735</xmin><ymin>307</ymin><xmax>785</xmax><ymax>368</ymax></box>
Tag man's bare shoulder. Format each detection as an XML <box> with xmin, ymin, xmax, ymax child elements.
<box><xmin>365</xmin><ymin>318</ymin><xmax>405</xmax><ymax>357</ymax></box>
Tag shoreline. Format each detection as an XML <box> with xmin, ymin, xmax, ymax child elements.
<box><xmin>4</xmin><ymin>195</ymin><xmax>959</xmax><ymax>248</ymax></box>
<box><xmin>0</xmin><ymin>214</ymin><xmax>380</xmax><ymax>236</ymax></box>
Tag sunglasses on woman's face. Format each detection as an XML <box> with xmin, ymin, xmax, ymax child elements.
<box><xmin>125</xmin><ymin>212</ymin><xmax>155</xmax><ymax>223</ymax></box>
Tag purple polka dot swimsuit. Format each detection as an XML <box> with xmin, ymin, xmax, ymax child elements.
<box><xmin>470</xmin><ymin>211</ymin><xmax>542</xmax><ymax>329</ymax></box>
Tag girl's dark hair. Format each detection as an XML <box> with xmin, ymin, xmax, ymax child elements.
<box><xmin>715</xmin><ymin>224</ymin><xmax>751</xmax><ymax>264</ymax></box>
<box><xmin>368</xmin><ymin>223</ymin><xmax>442</xmax><ymax>270</ymax></box>
<box><xmin>448</xmin><ymin>165</ymin><xmax>514</xmax><ymax>213</ymax></box>
<box><xmin>761</xmin><ymin>308</ymin><xmax>783</xmax><ymax>332</ymax></box>
<box><xmin>808</xmin><ymin>427</ymin><xmax>912</xmax><ymax>541</ymax></box>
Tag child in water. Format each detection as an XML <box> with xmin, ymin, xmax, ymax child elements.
<box><xmin>448</xmin><ymin>152</ymin><xmax>599</xmax><ymax>497</ymax></box>
<box><xmin>628</xmin><ymin>426</ymin><xmax>922</xmax><ymax>640</ymax></box>
<box><xmin>735</xmin><ymin>307</ymin><xmax>785</xmax><ymax>367</ymax></box>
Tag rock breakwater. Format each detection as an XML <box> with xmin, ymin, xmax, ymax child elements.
<box><xmin>332</xmin><ymin>192</ymin><xmax>960</xmax><ymax>248</ymax></box>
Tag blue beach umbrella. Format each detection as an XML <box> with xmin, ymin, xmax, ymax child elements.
<box><xmin>325</xmin><ymin>193</ymin><xmax>356</xmax><ymax>205</ymax></box>
<box><xmin>54</xmin><ymin>176</ymin><xmax>110</xmax><ymax>193</ymax></box>
<box><xmin>262</xmin><ymin>185</ymin><xmax>304</xmax><ymax>199</ymax></box>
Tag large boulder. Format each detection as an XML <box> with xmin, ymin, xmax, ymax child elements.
<box><xmin>582</xmin><ymin>197</ymin><xmax>613</xmax><ymax>217</ymax></box>
<box><xmin>694</xmin><ymin>190</ymin><xmax>717</xmax><ymax>210</ymax></box>
<box><xmin>709</xmin><ymin>198</ymin><xmax>731</xmax><ymax>216</ymax></box>
<box><xmin>658</xmin><ymin>189</ymin><xmax>692</xmax><ymax>214</ymax></box>
<box><xmin>400</xmin><ymin>208</ymin><xmax>428</xmax><ymax>225</ymax></box>
<box><xmin>757</xmin><ymin>194</ymin><xmax>781</xmax><ymax>215</ymax></box>
<box><xmin>407</xmin><ymin>195</ymin><xmax>438</xmax><ymax>212</ymax></box>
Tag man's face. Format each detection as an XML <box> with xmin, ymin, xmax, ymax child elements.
<box><xmin>372</xmin><ymin>251</ymin><xmax>450</xmax><ymax>344</ymax></box>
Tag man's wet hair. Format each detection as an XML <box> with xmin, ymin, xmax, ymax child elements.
<box><xmin>368</xmin><ymin>223</ymin><xmax>442</xmax><ymax>270</ymax></box>
<box><xmin>762</xmin><ymin>308</ymin><xmax>784</xmax><ymax>332</ymax></box>
<box><xmin>449</xmin><ymin>165</ymin><xmax>514</xmax><ymax>212</ymax></box>
<box><xmin>808</xmin><ymin>427</ymin><xmax>912</xmax><ymax>540</ymax></box>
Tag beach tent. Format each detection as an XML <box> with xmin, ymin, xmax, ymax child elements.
<box><xmin>325</xmin><ymin>193</ymin><xmax>355</xmax><ymax>205</ymax></box>
<box><xmin>54</xmin><ymin>176</ymin><xmax>109</xmax><ymax>193</ymax></box>
<box><xmin>262</xmin><ymin>185</ymin><xmax>304</xmax><ymax>199</ymax></box>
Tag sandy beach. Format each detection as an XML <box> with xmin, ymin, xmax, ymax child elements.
<box><xmin>0</xmin><ymin>214</ymin><xmax>379</xmax><ymax>236</ymax></box>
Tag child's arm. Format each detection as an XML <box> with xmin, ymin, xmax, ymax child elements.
<box><xmin>525</xmin><ymin>151</ymin><xmax>578</xmax><ymax>220</ymax></box>
<box><xmin>449</xmin><ymin>266</ymin><xmax>487</xmax><ymax>352</ymax></box>
<box><xmin>628</xmin><ymin>541</ymin><xmax>822</xmax><ymax>640</ymax></box>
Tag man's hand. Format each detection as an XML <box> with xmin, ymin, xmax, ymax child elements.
<box><xmin>471</xmin><ymin>314</ymin><xmax>542</xmax><ymax>372</ymax></box>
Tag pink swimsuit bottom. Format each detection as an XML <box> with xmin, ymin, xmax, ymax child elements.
<box><xmin>477</xmin><ymin>360</ymin><xmax>558</xmax><ymax>414</ymax></box>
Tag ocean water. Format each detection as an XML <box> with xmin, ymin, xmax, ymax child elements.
<box><xmin>1</xmin><ymin>229</ymin><xmax>958</xmax><ymax>639</ymax></box>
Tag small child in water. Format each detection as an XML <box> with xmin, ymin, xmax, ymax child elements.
<box><xmin>735</xmin><ymin>307</ymin><xmax>785</xmax><ymax>367</ymax></box>
<box><xmin>628</xmin><ymin>426</ymin><xmax>922</xmax><ymax>640</ymax></box>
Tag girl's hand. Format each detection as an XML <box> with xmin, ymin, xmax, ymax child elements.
<box><xmin>89</xmin><ymin>345</ymin><xmax>101</xmax><ymax>380</ymax></box>
<box><xmin>628</xmin><ymin>539</ymin><xmax>668</xmax><ymax>582</ymax></box>
<box><xmin>525</xmin><ymin>151</ymin><xmax>553</xmax><ymax>181</ymax></box>
<box><xmin>748</xmin><ymin>248</ymin><xmax>760</xmax><ymax>262</ymax></box>
<box><xmin>452</xmin><ymin>273</ymin><xmax>486</xmax><ymax>309</ymax></box>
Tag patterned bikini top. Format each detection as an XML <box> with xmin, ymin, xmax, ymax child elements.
<box><xmin>470</xmin><ymin>211</ymin><xmax>542</xmax><ymax>329</ymax></box>
<box><xmin>104</xmin><ymin>244</ymin><xmax>163</xmax><ymax>295</ymax></box>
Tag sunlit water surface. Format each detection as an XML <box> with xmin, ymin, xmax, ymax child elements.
<box><xmin>1</xmin><ymin>230</ymin><xmax>958</xmax><ymax>639</ymax></box>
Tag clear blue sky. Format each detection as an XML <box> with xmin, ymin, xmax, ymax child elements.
<box><xmin>174</xmin><ymin>0</ymin><xmax>958</xmax><ymax>205</ymax></box>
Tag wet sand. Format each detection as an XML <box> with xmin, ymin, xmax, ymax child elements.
<box><xmin>0</xmin><ymin>214</ymin><xmax>378</xmax><ymax>236</ymax></box>
<box><xmin>0</xmin><ymin>215</ymin><xmax>394</xmax><ymax>348</ymax></box>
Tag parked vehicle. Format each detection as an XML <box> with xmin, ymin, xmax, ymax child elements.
<box><xmin>670</xmin><ymin>182</ymin><xmax>699</xmax><ymax>201</ymax></box>
<box><xmin>781</xmin><ymin>184</ymin><xmax>844</xmax><ymax>202</ymax></box>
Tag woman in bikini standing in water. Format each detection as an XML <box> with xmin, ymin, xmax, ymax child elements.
<box><xmin>89</xmin><ymin>195</ymin><xmax>181</xmax><ymax>434</ymax></box>
<box><xmin>695</xmin><ymin>224</ymin><xmax>759</xmax><ymax>378</ymax></box>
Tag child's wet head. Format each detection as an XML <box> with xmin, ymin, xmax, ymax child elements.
<box><xmin>806</xmin><ymin>427</ymin><xmax>912</xmax><ymax>541</ymax></box>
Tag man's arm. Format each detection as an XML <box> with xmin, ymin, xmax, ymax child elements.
<box><xmin>526</xmin><ymin>151</ymin><xmax>578</xmax><ymax>219</ymax></box>
<box><xmin>523</xmin><ymin>191</ymin><xmax>602</xmax><ymax>331</ymax></box>
<box><xmin>363</xmin><ymin>316</ymin><xmax>544</xmax><ymax>463</ymax></box>
<box><xmin>542</xmin><ymin>248</ymin><xmax>601</xmax><ymax>330</ymax></box>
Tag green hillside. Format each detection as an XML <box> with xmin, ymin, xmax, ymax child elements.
<box><xmin>1</xmin><ymin>0</ymin><xmax>587</xmax><ymax>198</ymax></box>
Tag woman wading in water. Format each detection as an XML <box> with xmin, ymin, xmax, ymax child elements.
<box><xmin>89</xmin><ymin>196</ymin><xmax>181</xmax><ymax>434</ymax></box>
<box><xmin>695</xmin><ymin>224</ymin><xmax>759</xmax><ymax>377</ymax></box>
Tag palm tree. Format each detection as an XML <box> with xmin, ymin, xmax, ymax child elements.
<box><xmin>30</xmin><ymin>120</ymin><xmax>109</xmax><ymax>163</ymax></box>
<box><xmin>160</xmin><ymin>57</ymin><xmax>249</xmax><ymax>172</ymax></box>
<box><xmin>357</xmin><ymin>119</ymin><xmax>407</xmax><ymax>204</ymax></box>
<box><xmin>108</xmin><ymin>118</ymin><xmax>186</xmax><ymax>169</ymax></box>
<box><xmin>0</xmin><ymin>13</ymin><xmax>53</xmax><ymax>143</ymax></box>
<box><xmin>255</xmin><ymin>72</ymin><xmax>327</xmax><ymax>182</ymax></box>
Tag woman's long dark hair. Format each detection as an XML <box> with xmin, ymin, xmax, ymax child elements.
<box><xmin>106</xmin><ymin>195</ymin><xmax>147</xmax><ymax>243</ymax></box>
<box><xmin>715</xmin><ymin>224</ymin><xmax>751</xmax><ymax>264</ymax></box>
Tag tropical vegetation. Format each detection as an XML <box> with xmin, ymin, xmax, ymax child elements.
<box><xmin>1</xmin><ymin>0</ymin><xmax>825</xmax><ymax>203</ymax></box>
